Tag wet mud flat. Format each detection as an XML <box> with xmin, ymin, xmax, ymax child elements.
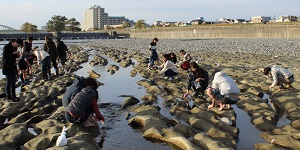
<box><xmin>0</xmin><ymin>38</ymin><xmax>299</xmax><ymax>149</ymax></box>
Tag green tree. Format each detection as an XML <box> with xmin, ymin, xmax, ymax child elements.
<box><xmin>65</xmin><ymin>18</ymin><xmax>81</xmax><ymax>32</ymax></box>
<box><xmin>122</xmin><ymin>22</ymin><xmax>131</xmax><ymax>28</ymax></box>
<box><xmin>46</xmin><ymin>15</ymin><xmax>68</xmax><ymax>32</ymax></box>
<box><xmin>21</xmin><ymin>22</ymin><xmax>38</xmax><ymax>33</ymax></box>
<box><xmin>134</xmin><ymin>20</ymin><xmax>146</xmax><ymax>29</ymax></box>
<box><xmin>28</xmin><ymin>24</ymin><xmax>38</xmax><ymax>32</ymax></box>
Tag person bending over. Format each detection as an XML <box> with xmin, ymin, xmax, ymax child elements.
<box><xmin>207</xmin><ymin>71</ymin><xmax>240</xmax><ymax>111</ymax></box>
<box><xmin>62</xmin><ymin>77</ymin><xmax>87</xmax><ymax>107</ymax></box>
<box><xmin>264</xmin><ymin>65</ymin><xmax>294</xmax><ymax>89</ymax></box>
<box><xmin>184</xmin><ymin>61</ymin><xmax>209</xmax><ymax>98</ymax></box>
<box><xmin>32</xmin><ymin>46</ymin><xmax>51</xmax><ymax>81</ymax></box>
<box><xmin>65</xmin><ymin>77</ymin><xmax>105</xmax><ymax>127</ymax></box>
<box><xmin>18</xmin><ymin>53</ymin><xmax>32</xmax><ymax>86</ymax></box>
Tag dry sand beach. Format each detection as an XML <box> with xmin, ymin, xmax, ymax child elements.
<box><xmin>0</xmin><ymin>38</ymin><xmax>300</xmax><ymax>149</ymax></box>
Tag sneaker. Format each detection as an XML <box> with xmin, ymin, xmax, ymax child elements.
<box><xmin>164</xmin><ymin>76</ymin><xmax>169</xmax><ymax>80</ymax></box>
<box><xmin>168</xmin><ymin>77</ymin><xmax>174</xmax><ymax>81</ymax></box>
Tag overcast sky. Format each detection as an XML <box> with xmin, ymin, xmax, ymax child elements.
<box><xmin>1</xmin><ymin>0</ymin><xmax>299</xmax><ymax>29</ymax></box>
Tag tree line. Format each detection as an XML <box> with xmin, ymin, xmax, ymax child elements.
<box><xmin>21</xmin><ymin>15</ymin><xmax>81</xmax><ymax>33</ymax></box>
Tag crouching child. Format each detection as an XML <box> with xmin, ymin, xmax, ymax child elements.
<box><xmin>207</xmin><ymin>71</ymin><xmax>240</xmax><ymax>111</ymax></box>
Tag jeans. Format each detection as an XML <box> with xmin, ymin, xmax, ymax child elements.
<box><xmin>51</xmin><ymin>58</ymin><xmax>58</xmax><ymax>70</ymax></box>
<box><xmin>149</xmin><ymin>49</ymin><xmax>158</xmax><ymax>67</ymax></box>
<box><xmin>5</xmin><ymin>69</ymin><xmax>17</xmax><ymax>97</ymax></box>
<box><xmin>42</xmin><ymin>56</ymin><xmax>51</xmax><ymax>74</ymax></box>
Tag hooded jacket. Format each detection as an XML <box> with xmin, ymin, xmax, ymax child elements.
<box><xmin>44</xmin><ymin>39</ymin><xmax>58</xmax><ymax>59</ymax></box>
<box><xmin>62</xmin><ymin>77</ymin><xmax>86</xmax><ymax>107</ymax></box>
<box><xmin>57</xmin><ymin>41</ymin><xmax>69</xmax><ymax>57</ymax></box>
<box><xmin>65</xmin><ymin>87</ymin><xmax>104</xmax><ymax>121</ymax></box>
<box><xmin>65</xmin><ymin>87</ymin><xmax>97</xmax><ymax>117</ymax></box>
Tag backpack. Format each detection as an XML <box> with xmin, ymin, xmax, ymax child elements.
<box><xmin>181</xmin><ymin>61</ymin><xmax>190</xmax><ymax>70</ymax></box>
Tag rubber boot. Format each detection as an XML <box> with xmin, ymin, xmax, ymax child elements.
<box><xmin>56</xmin><ymin>68</ymin><xmax>59</xmax><ymax>77</ymax></box>
<box><xmin>43</xmin><ymin>71</ymin><xmax>47</xmax><ymax>80</ymax></box>
<box><xmin>47</xmin><ymin>69</ymin><xmax>52</xmax><ymax>80</ymax></box>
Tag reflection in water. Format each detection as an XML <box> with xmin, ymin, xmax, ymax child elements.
<box><xmin>73</xmin><ymin>49</ymin><xmax>291</xmax><ymax>149</ymax></box>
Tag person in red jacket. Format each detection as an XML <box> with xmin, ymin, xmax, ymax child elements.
<box><xmin>65</xmin><ymin>77</ymin><xmax>105</xmax><ymax>127</ymax></box>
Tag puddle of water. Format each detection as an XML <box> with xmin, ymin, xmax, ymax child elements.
<box><xmin>233</xmin><ymin>105</ymin><xmax>266</xmax><ymax>149</ymax></box>
<box><xmin>74</xmin><ymin>55</ymin><xmax>172</xmax><ymax>150</ymax></box>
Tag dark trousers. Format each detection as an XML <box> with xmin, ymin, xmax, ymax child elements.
<box><xmin>42</xmin><ymin>56</ymin><xmax>51</xmax><ymax>74</ymax></box>
<box><xmin>5</xmin><ymin>69</ymin><xmax>17</xmax><ymax>97</ymax></box>
<box><xmin>164</xmin><ymin>69</ymin><xmax>178</xmax><ymax>77</ymax></box>
<box><xmin>51</xmin><ymin>58</ymin><xmax>58</xmax><ymax>70</ymax></box>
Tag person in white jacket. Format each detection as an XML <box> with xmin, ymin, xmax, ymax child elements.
<box><xmin>33</xmin><ymin>46</ymin><xmax>51</xmax><ymax>80</ymax></box>
<box><xmin>207</xmin><ymin>71</ymin><xmax>240</xmax><ymax>111</ymax></box>
<box><xmin>157</xmin><ymin>54</ymin><xmax>178</xmax><ymax>80</ymax></box>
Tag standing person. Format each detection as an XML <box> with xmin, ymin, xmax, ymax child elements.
<box><xmin>44</xmin><ymin>36</ymin><xmax>59</xmax><ymax>77</ymax></box>
<box><xmin>22</xmin><ymin>37</ymin><xmax>34</xmax><ymax>75</ymax></box>
<box><xmin>184</xmin><ymin>61</ymin><xmax>209</xmax><ymax>98</ymax></box>
<box><xmin>157</xmin><ymin>54</ymin><xmax>178</xmax><ymax>80</ymax></box>
<box><xmin>170</xmin><ymin>52</ymin><xmax>177</xmax><ymax>64</ymax></box>
<box><xmin>65</xmin><ymin>77</ymin><xmax>105</xmax><ymax>127</ymax></box>
<box><xmin>264</xmin><ymin>65</ymin><xmax>294</xmax><ymax>89</ymax></box>
<box><xmin>2</xmin><ymin>38</ymin><xmax>23</xmax><ymax>100</ymax></box>
<box><xmin>207</xmin><ymin>71</ymin><xmax>240</xmax><ymax>111</ymax></box>
<box><xmin>32</xmin><ymin>46</ymin><xmax>51</xmax><ymax>81</ymax></box>
<box><xmin>56</xmin><ymin>38</ymin><xmax>70</xmax><ymax>74</ymax></box>
<box><xmin>148</xmin><ymin>38</ymin><xmax>159</xmax><ymax>69</ymax></box>
<box><xmin>179</xmin><ymin>50</ymin><xmax>192</xmax><ymax>70</ymax></box>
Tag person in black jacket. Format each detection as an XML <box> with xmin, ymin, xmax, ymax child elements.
<box><xmin>44</xmin><ymin>36</ymin><xmax>59</xmax><ymax>77</ymax></box>
<box><xmin>184</xmin><ymin>61</ymin><xmax>209</xmax><ymax>98</ymax></box>
<box><xmin>170</xmin><ymin>52</ymin><xmax>177</xmax><ymax>64</ymax></box>
<box><xmin>62</xmin><ymin>77</ymin><xmax>86</xmax><ymax>107</ymax></box>
<box><xmin>56</xmin><ymin>38</ymin><xmax>70</xmax><ymax>74</ymax></box>
<box><xmin>22</xmin><ymin>37</ymin><xmax>35</xmax><ymax>75</ymax></box>
<box><xmin>2</xmin><ymin>38</ymin><xmax>23</xmax><ymax>100</ymax></box>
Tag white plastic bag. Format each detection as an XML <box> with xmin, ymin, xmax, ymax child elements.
<box><xmin>56</xmin><ymin>126</ymin><xmax>68</xmax><ymax>146</ymax></box>
<box><xmin>58</xmin><ymin>62</ymin><xmax>63</xmax><ymax>68</ymax></box>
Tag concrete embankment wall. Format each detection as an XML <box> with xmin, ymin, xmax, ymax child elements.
<box><xmin>117</xmin><ymin>24</ymin><xmax>300</xmax><ymax>39</ymax></box>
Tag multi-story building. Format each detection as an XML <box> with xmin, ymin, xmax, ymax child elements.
<box><xmin>82</xmin><ymin>5</ymin><xmax>131</xmax><ymax>31</ymax></box>
<box><xmin>251</xmin><ymin>16</ymin><xmax>271</xmax><ymax>23</ymax></box>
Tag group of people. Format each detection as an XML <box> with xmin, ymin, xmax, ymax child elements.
<box><xmin>147</xmin><ymin>37</ymin><xmax>295</xmax><ymax>111</ymax></box>
<box><xmin>2</xmin><ymin>37</ymin><xmax>295</xmax><ymax>128</ymax></box>
<box><xmin>2</xmin><ymin>36</ymin><xmax>70</xmax><ymax>101</ymax></box>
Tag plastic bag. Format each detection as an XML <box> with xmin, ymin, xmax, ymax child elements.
<box><xmin>194</xmin><ymin>81</ymin><xmax>201</xmax><ymax>90</ymax></box>
<box><xmin>58</xmin><ymin>62</ymin><xmax>63</xmax><ymax>68</ymax></box>
<box><xmin>56</xmin><ymin>126</ymin><xmax>68</xmax><ymax>146</ymax></box>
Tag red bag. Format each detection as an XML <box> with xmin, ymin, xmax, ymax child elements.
<box><xmin>181</xmin><ymin>61</ymin><xmax>190</xmax><ymax>70</ymax></box>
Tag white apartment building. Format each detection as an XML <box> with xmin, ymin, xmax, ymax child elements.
<box><xmin>82</xmin><ymin>5</ymin><xmax>131</xmax><ymax>31</ymax></box>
